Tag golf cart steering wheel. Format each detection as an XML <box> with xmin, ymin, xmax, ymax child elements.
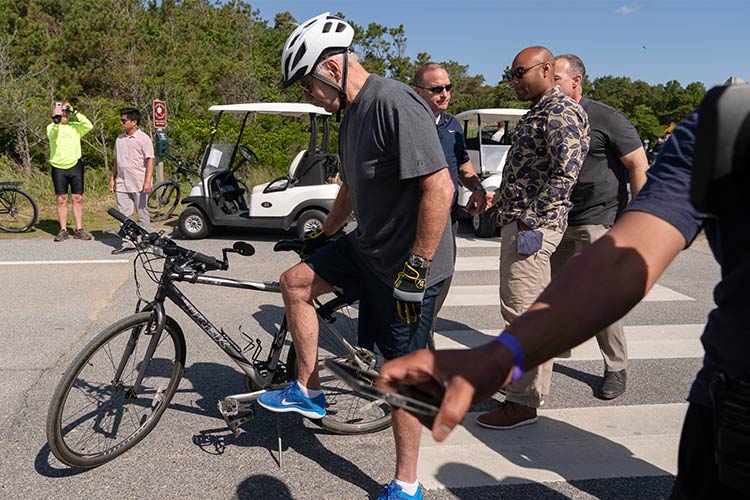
<box><xmin>238</xmin><ymin>145</ymin><xmax>259</xmax><ymax>164</ymax></box>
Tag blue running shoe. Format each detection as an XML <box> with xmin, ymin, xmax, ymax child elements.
<box><xmin>257</xmin><ymin>379</ymin><xmax>326</xmax><ymax>419</ymax></box>
<box><xmin>377</xmin><ymin>481</ymin><xmax>423</xmax><ymax>500</ymax></box>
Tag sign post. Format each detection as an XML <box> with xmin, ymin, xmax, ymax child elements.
<box><xmin>153</xmin><ymin>100</ymin><xmax>167</xmax><ymax>182</ymax></box>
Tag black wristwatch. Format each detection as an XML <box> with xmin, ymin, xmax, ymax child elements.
<box><xmin>408</xmin><ymin>254</ymin><xmax>431</xmax><ymax>269</ymax></box>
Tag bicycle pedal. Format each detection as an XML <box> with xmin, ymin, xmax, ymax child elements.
<box><xmin>218</xmin><ymin>397</ymin><xmax>256</xmax><ymax>437</ymax></box>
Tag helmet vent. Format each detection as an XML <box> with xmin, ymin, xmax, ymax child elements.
<box><xmin>322</xmin><ymin>22</ymin><xmax>332</xmax><ymax>33</ymax></box>
<box><xmin>292</xmin><ymin>43</ymin><xmax>307</xmax><ymax>68</ymax></box>
<box><xmin>335</xmin><ymin>23</ymin><xmax>347</xmax><ymax>33</ymax></box>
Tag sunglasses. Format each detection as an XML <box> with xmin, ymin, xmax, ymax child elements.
<box><xmin>120</xmin><ymin>118</ymin><xmax>129</xmax><ymax>124</ymax></box>
<box><xmin>504</xmin><ymin>62</ymin><xmax>545</xmax><ymax>82</ymax></box>
<box><xmin>416</xmin><ymin>83</ymin><xmax>452</xmax><ymax>94</ymax></box>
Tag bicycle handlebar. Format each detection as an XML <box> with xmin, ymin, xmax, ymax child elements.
<box><xmin>108</xmin><ymin>207</ymin><xmax>230</xmax><ymax>271</ymax></box>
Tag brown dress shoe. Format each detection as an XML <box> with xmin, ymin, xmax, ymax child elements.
<box><xmin>476</xmin><ymin>401</ymin><xmax>538</xmax><ymax>430</ymax></box>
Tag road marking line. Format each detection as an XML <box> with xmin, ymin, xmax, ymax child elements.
<box><xmin>434</xmin><ymin>324</ymin><xmax>705</xmax><ymax>359</ymax></box>
<box><xmin>418</xmin><ymin>404</ymin><xmax>686</xmax><ymax>490</ymax></box>
<box><xmin>443</xmin><ymin>283</ymin><xmax>693</xmax><ymax>306</ymax></box>
<box><xmin>0</xmin><ymin>259</ymin><xmax>130</xmax><ymax>266</ymax></box>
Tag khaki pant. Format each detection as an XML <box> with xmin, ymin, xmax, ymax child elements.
<box><xmin>500</xmin><ymin>222</ymin><xmax>563</xmax><ymax>408</ymax></box>
<box><xmin>550</xmin><ymin>224</ymin><xmax>628</xmax><ymax>372</ymax></box>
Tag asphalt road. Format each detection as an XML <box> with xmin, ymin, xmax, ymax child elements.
<box><xmin>0</xmin><ymin>222</ymin><xmax>720</xmax><ymax>499</ymax></box>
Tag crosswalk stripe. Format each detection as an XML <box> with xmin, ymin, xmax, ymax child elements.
<box><xmin>455</xmin><ymin>236</ymin><xmax>501</xmax><ymax>248</ymax></box>
<box><xmin>433</xmin><ymin>324</ymin><xmax>705</xmax><ymax>359</ymax></box>
<box><xmin>443</xmin><ymin>283</ymin><xmax>694</xmax><ymax>307</ymax></box>
<box><xmin>418</xmin><ymin>404</ymin><xmax>686</xmax><ymax>489</ymax></box>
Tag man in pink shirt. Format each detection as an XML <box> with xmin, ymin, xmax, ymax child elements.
<box><xmin>110</xmin><ymin>107</ymin><xmax>155</xmax><ymax>254</ymax></box>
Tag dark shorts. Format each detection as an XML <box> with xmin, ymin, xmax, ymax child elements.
<box><xmin>305</xmin><ymin>233</ymin><xmax>445</xmax><ymax>360</ymax></box>
<box><xmin>51</xmin><ymin>159</ymin><xmax>84</xmax><ymax>195</ymax></box>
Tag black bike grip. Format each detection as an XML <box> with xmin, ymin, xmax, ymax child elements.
<box><xmin>188</xmin><ymin>250</ymin><xmax>226</xmax><ymax>271</ymax></box>
<box><xmin>107</xmin><ymin>207</ymin><xmax>129</xmax><ymax>223</ymax></box>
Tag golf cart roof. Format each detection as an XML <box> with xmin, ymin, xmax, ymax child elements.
<box><xmin>208</xmin><ymin>103</ymin><xmax>331</xmax><ymax>117</ymax></box>
<box><xmin>455</xmin><ymin>108</ymin><xmax>527</xmax><ymax>124</ymax></box>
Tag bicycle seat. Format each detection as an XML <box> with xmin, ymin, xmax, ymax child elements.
<box><xmin>274</xmin><ymin>239</ymin><xmax>304</xmax><ymax>254</ymax></box>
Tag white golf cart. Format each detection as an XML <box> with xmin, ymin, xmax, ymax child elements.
<box><xmin>178</xmin><ymin>103</ymin><xmax>340</xmax><ymax>239</ymax></box>
<box><xmin>455</xmin><ymin>108</ymin><xmax>527</xmax><ymax>237</ymax></box>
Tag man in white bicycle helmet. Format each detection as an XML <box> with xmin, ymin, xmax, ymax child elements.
<box><xmin>259</xmin><ymin>12</ymin><xmax>455</xmax><ymax>500</ymax></box>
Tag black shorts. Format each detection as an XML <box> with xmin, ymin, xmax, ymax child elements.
<box><xmin>305</xmin><ymin>233</ymin><xmax>445</xmax><ymax>360</ymax></box>
<box><xmin>51</xmin><ymin>159</ymin><xmax>84</xmax><ymax>195</ymax></box>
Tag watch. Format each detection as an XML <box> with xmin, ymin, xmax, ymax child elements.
<box><xmin>408</xmin><ymin>254</ymin><xmax>431</xmax><ymax>269</ymax></box>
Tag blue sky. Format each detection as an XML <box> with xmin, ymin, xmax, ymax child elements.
<box><xmin>250</xmin><ymin>0</ymin><xmax>748</xmax><ymax>88</ymax></box>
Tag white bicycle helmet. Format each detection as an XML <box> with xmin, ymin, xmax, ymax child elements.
<box><xmin>281</xmin><ymin>12</ymin><xmax>354</xmax><ymax>88</ymax></box>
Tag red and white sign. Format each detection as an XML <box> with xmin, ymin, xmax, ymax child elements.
<box><xmin>153</xmin><ymin>100</ymin><xmax>167</xmax><ymax>129</ymax></box>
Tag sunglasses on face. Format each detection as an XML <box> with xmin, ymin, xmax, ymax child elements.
<box><xmin>120</xmin><ymin>118</ymin><xmax>129</xmax><ymax>124</ymax></box>
<box><xmin>417</xmin><ymin>83</ymin><xmax>452</xmax><ymax>94</ymax></box>
<box><xmin>504</xmin><ymin>62</ymin><xmax>546</xmax><ymax>82</ymax></box>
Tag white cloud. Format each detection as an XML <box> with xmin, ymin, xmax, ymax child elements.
<box><xmin>616</xmin><ymin>5</ymin><xmax>637</xmax><ymax>14</ymax></box>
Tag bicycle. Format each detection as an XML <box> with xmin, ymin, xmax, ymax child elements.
<box><xmin>148</xmin><ymin>154</ymin><xmax>251</xmax><ymax>222</ymax></box>
<box><xmin>46</xmin><ymin>208</ymin><xmax>391</xmax><ymax>468</ymax></box>
<box><xmin>147</xmin><ymin>154</ymin><xmax>200</xmax><ymax>222</ymax></box>
<box><xmin>0</xmin><ymin>181</ymin><xmax>38</xmax><ymax>232</ymax></box>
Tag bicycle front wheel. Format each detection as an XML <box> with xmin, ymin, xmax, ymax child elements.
<box><xmin>46</xmin><ymin>312</ymin><xmax>186</xmax><ymax>468</ymax></box>
<box><xmin>0</xmin><ymin>187</ymin><xmax>38</xmax><ymax>232</ymax></box>
<box><xmin>286</xmin><ymin>300</ymin><xmax>392</xmax><ymax>434</ymax></box>
<box><xmin>147</xmin><ymin>181</ymin><xmax>181</xmax><ymax>221</ymax></box>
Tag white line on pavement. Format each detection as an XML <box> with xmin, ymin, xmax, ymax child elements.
<box><xmin>434</xmin><ymin>324</ymin><xmax>705</xmax><ymax>360</ymax></box>
<box><xmin>0</xmin><ymin>259</ymin><xmax>130</xmax><ymax>266</ymax></box>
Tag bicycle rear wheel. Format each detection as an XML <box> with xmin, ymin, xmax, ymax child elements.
<box><xmin>147</xmin><ymin>181</ymin><xmax>181</xmax><ymax>221</ymax></box>
<box><xmin>0</xmin><ymin>187</ymin><xmax>38</xmax><ymax>232</ymax></box>
<box><xmin>286</xmin><ymin>298</ymin><xmax>392</xmax><ymax>434</ymax></box>
<box><xmin>46</xmin><ymin>312</ymin><xmax>185</xmax><ymax>468</ymax></box>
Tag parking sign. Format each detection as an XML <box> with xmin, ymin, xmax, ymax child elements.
<box><xmin>153</xmin><ymin>100</ymin><xmax>167</xmax><ymax>129</ymax></box>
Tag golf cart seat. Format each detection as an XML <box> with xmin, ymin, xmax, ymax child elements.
<box><xmin>288</xmin><ymin>150</ymin><xmax>307</xmax><ymax>178</ymax></box>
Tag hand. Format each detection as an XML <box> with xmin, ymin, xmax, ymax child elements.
<box><xmin>376</xmin><ymin>342</ymin><xmax>513</xmax><ymax>441</ymax></box>
<box><xmin>466</xmin><ymin>189</ymin><xmax>488</xmax><ymax>216</ymax></box>
<box><xmin>143</xmin><ymin>181</ymin><xmax>152</xmax><ymax>194</ymax></box>
<box><xmin>300</xmin><ymin>226</ymin><xmax>330</xmax><ymax>258</ymax></box>
<box><xmin>109</xmin><ymin>178</ymin><xmax>115</xmax><ymax>192</ymax></box>
<box><xmin>393</xmin><ymin>256</ymin><xmax>430</xmax><ymax>325</ymax></box>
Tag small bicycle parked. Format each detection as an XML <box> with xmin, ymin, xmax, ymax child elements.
<box><xmin>46</xmin><ymin>208</ymin><xmax>391</xmax><ymax>468</ymax></box>
<box><xmin>0</xmin><ymin>181</ymin><xmax>38</xmax><ymax>232</ymax></box>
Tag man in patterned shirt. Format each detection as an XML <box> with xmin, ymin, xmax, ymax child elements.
<box><xmin>478</xmin><ymin>46</ymin><xmax>590</xmax><ymax>430</ymax></box>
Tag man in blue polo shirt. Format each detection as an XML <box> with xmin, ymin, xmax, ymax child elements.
<box><xmin>413</xmin><ymin>63</ymin><xmax>492</xmax><ymax>332</ymax></box>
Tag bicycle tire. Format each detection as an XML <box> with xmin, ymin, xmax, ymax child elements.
<box><xmin>0</xmin><ymin>187</ymin><xmax>38</xmax><ymax>232</ymax></box>
<box><xmin>147</xmin><ymin>181</ymin><xmax>181</xmax><ymax>221</ymax></box>
<box><xmin>286</xmin><ymin>301</ymin><xmax>392</xmax><ymax>435</ymax></box>
<box><xmin>46</xmin><ymin>312</ymin><xmax>186</xmax><ymax>468</ymax></box>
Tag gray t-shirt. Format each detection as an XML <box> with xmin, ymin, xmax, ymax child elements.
<box><xmin>339</xmin><ymin>74</ymin><xmax>453</xmax><ymax>286</ymax></box>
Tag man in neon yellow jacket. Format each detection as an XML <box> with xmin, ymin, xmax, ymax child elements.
<box><xmin>47</xmin><ymin>101</ymin><xmax>94</xmax><ymax>241</ymax></box>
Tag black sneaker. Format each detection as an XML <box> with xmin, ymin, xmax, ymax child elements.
<box><xmin>54</xmin><ymin>229</ymin><xmax>69</xmax><ymax>242</ymax></box>
<box><xmin>73</xmin><ymin>228</ymin><xmax>93</xmax><ymax>241</ymax></box>
<box><xmin>597</xmin><ymin>369</ymin><xmax>627</xmax><ymax>400</ymax></box>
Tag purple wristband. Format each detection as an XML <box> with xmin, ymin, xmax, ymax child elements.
<box><xmin>493</xmin><ymin>331</ymin><xmax>525</xmax><ymax>383</ymax></box>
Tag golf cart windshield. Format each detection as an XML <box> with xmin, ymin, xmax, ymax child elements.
<box><xmin>455</xmin><ymin>108</ymin><xmax>527</xmax><ymax>177</ymax></box>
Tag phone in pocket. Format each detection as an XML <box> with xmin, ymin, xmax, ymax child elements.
<box><xmin>324</xmin><ymin>358</ymin><xmax>440</xmax><ymax>425</ymax></box>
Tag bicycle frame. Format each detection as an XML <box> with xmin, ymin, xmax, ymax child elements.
<box><xmin>131</xmin><ymin>252</ymin><xmax>359</xmax><ymax>400</ymax></box>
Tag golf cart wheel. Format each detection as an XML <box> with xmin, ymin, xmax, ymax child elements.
<box><xmin>472</xmin><ymin>208</ymin><xmax>498</xmax><ymax>238</ymax></box>
<box><xmin>296</xmin><ymin>209</ymin><xmax>326</xmax><ymax>239</ymax></box>
<box><xmin>178</xmin><ymin>206</ymin><xmax>210</xmax><ymax>239</ymax></box>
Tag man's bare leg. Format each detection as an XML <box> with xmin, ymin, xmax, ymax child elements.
<box><xmin>56</xmin><ymin>194</ymin><xmax>68</xmax><ymax>230</ymax></box>
<box><xmin>280</xmin><ymin>262</ymin><xmax>335</xmax><ymax>390</ymax></box>
<box><xmin>392</xmin><ymin>408</ymin><xmax>422</xmax><ymax>483</ymax></box>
